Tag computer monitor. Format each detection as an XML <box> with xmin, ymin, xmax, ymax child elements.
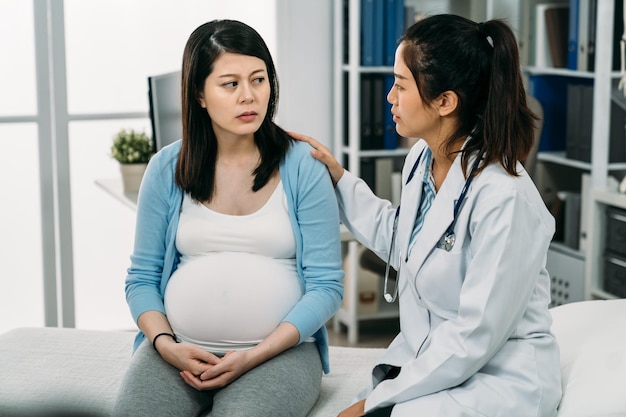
<box><xmin>147</xmin><ymin>70</ymin><xmax>182</xmax><ymax>153</ymax></box>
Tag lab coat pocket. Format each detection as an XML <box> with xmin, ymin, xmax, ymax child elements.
<box><xmin>415</xmin><ymin>246</ymin><xmax>467</xmax><ymax>315</ymax></box>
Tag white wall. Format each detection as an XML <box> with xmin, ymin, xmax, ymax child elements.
<box><xmin>189</xmin><ymin>0</ymin><xmax>279</xmax><ymax>55</ymax></box>
<box><xmin>275</xmin><ymin>0</ymin><xmax>334</xmax><ymax>148</ymax></box>
<box><xmin>63</xmin><ymin>0</ymin><xmax>280</xmax><ymax>114</ymax></box>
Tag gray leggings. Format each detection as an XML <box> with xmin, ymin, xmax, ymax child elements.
<box><xmin>113</xmin><ymin>340</ymin><xmax>322</xmax><ymax>417</ymax></box>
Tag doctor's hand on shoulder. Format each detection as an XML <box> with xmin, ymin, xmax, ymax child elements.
<box><xmin>290</xmin><ymin>132</ymin><xmax>344</xmax><ymax>187</ymax></box>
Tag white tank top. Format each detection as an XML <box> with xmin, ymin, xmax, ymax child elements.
<box><xmin>164</xmin><ymin>181</ymin><xmax>302</xmax><ymax>353</ymax></box>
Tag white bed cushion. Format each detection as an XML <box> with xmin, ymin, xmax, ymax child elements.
<box><xmin>4</xmin><ymin>299</ymin><xmax>625</xmax><ymax>417</ymax></box>
<box><xmin>0</xmin><ymin>326</ymin><xmax>382</xmax><ymax>416</ymax></box>
<box><xmin>550</xmin><ymin>299</ymin><xmax>626</xmax><ymax>417</ymax></box>
<box><xmin>0</xmin><ymin>327</ymin><xmax>135</xmax><ymax>416</ymax></box>
<box><xmin>311</xmin><ymin>345</ymin><xmax>382</xmax><ymax>415</ymax></box>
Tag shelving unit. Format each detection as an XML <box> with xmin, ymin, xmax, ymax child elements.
<box><xmin>333</xmin><ymin>0</ymin><xmax>409</xmax><ymax>344</ymax></box>
<box><xmin>526</xmin><ymin>0</ymin><xmax>624</xmax><ymax>301</ymax></box>
<box><xmin>583</xmin><ymin>26</ymin><xmax>626</xmax><ymax>296</ymax></box>
<box><xmin>332</xmin><ymin>0</ymin><xmax>625</xmax><ymax>342</ymax></box>
<box><xmin>331</xmin><ymin>0</ymin><xmax>496</xmax><ymax>343</ymax></box>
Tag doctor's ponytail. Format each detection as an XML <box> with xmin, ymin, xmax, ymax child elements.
<box><xmin>473</xmin><ymin>20</ymin><xmax>536</xmax><ymax>176</ymax></box>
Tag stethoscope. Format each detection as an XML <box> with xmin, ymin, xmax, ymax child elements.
<box><xmin>383</xmin><ymin>147</ymin><xmax>483</xmax><ymax>303</ymax></box>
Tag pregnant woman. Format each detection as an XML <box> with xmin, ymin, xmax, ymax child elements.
<box><xmin>113</xmin><ymin>19</ymin><xmax>344</xmax><ymax>417</ymax></box>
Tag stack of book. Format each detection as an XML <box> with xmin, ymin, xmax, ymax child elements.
<box><xmin>532</xmin><ymin>0</ymin><xmax>623</xmax><ymax>71</ymax></box>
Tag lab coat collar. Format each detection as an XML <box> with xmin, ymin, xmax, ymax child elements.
<box><xmin>403</xmin><ymin>150</ymin><xmax>470</xmax><ymax>272</ymax></box>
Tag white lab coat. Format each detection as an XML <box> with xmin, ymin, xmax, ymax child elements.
<box><xmin>335</xmin><ymin>140</ymin><xmax>562</xmax><ymax>417</ymax></box>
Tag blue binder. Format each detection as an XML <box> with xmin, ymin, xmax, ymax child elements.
<box><xmin>361</xmin><ymin>0</ymin><xmax>385</xmax><ymax>66</ymax></box>
<box><xmin>567</xmin><ymin>0</ymin><xmax>579</xmax><ymax>69</ymax></box>
<box><xmin>529</xmin><ymin>74</ymin><xmax>593</xmax><ymax>152</ymax></box>
<box><xmin>361</xmin><ymin>0</ymin><xmax>375</xmax><ymax>66</ymax></box>
<box><xmin>384</xmin><ymin>0</ymin><xmax>405</xmax><ymax>66</ymax></box>
<box><xmin>372</xmin><ymin>0</ymin><xmax>384</xmax><ymax>66</ymax></box>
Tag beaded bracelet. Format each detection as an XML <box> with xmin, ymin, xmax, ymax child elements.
<box><xmin>152</xmin><ymin>332</ymin><xmax>177</xmax><ymax>352</ymax></box>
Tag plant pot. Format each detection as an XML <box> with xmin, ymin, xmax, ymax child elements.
<box><xmin>119</xmin><ymin>163</ymin><xmax>147</xmax><ymax>194</ymax></box>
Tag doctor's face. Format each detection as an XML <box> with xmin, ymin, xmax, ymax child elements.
<box><xmin>197</xmin><ymin>52</ymin><xmax>270</xmax><ymax>140</ymax></box>
<box><xmin>387</xmin><ymin>42</ymin><xmax>439</xmax><ymax>141</ymax></box>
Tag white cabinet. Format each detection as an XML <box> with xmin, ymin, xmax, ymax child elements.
<box><xmin>585</xmin><ymin>189</ymin><xmax>626</xmax><ymax>299</ymax></box>
<box><xmin>547</xmin><ymin>242</ymin><xmax>585</xmax><ymax>307</ymax></box>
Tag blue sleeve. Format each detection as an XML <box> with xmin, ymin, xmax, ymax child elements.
<box><xmin>124</xmin><ymin>146</ymin><xmax>180</xmax><ymax>324</ymax></box>
<box><xmin>281</xmin><ymin>142</ymin><xmax>344</xmax><ymax>342</ymax></box>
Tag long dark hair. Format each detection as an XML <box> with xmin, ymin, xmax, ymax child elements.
<box><xmin>400</xmin><ymin>14</ymin><xmax>537</xmax><ymax>176</ymax></box>
<box><xmin>176</xmin><ymin>19</ymin><xmax>292</xmax><ymax>201</ymax></box>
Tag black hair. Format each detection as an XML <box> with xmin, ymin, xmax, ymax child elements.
<box><xmin>176</xmin><ymin>19</ymin><xmax>292</xmax><ymax>201</ymax></box>
<box><xmin>400</xmin><ymin>14</ymin><xmax>537</xmax><ymax>176</ymax></box>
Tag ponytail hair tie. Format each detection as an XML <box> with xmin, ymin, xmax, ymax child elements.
<box><xmin>477</xmin><ymin>22</ymin><xmax>494</xmax><ymax>48</ymax></box>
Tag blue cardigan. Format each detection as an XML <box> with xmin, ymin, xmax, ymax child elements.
<box><xmin>124</xmin><ymin>140</ymin><xmax>344</xmax><ymax>373</ymax></box>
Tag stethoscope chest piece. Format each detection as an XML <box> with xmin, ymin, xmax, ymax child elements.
<box><xmin>384</xmin><ymin>292</ymin><xmax>396</xmax><ymax>303</ymax></box>
<box><xmin>438</xmin><ymin>232</ymin><xmax>456</xmax><ymax>251</ymax></box>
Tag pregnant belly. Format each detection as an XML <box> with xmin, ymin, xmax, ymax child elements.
<box><xmin>164</xmin><ymin>252</ymin><xmax>301</xmax><ymax>351</ymax></box>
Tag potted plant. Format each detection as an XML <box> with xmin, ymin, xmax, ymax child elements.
<box><xmin>111</xmin><ymin>128</ymin><xmax>154</xmax><ymax>194</ymax></box>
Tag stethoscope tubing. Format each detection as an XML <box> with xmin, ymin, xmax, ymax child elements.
<box><xmin>382</xmin><ymin>147</ymin><xmax>482</xmax><ymax>303</ymax></box>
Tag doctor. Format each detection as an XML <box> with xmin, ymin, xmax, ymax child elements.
<box><xmin>295</xmin><ymin>14</ymin><xmax>561</xmax><ymax>417</ymax></box>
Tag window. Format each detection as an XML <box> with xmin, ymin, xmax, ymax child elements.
<box><xmin>1</xmin><ymin>0</ymin><xmax>279</xmax><ymax>333</ymax></box>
